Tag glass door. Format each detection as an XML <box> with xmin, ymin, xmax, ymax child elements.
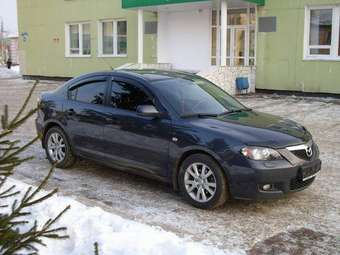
<box><xmin>211</xmin><ymin>7</ymin><xmax>256</xmax><ymax>67</ymax></box>
<box><xmin>227</xmin><ymin>27</ymin><xmax>247</xmax><ymax>66</ymax></box>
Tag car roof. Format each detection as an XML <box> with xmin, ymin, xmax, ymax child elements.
<box><xmin>69</xmin><ymin>69</ymin><xmax>199</xmax><ymax>85</ymax></box>
<box><xmin>117</xmin><ymin>69</ymin><xmax>198</xmax><ymax>82</ymax></box>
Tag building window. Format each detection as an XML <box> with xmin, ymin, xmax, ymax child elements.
<box><xmin>99</xmin><ymin>20</ymin><xmax>127</xmax><ymax>57</ymax></box>
<box><xmin>305</xmin><ymin>6</ymin><xmax>340</xmax><ymax>60</ymax></box>
<box><xmin>211</xmin><ymin>8</ymin><xmax>256</xmax><ymax>67</ymax></box>
<box><xmin>65</xmin><ymin>23</ymin><xmax>91</xmax><ymax>57</ymax></box>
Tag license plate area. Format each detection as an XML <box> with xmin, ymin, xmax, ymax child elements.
<box><xmin>299</xmin><ymin>161</ymin><xmax>321</xmax><ymax>181</ymax></box>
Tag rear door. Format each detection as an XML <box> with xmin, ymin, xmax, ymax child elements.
<box><xmin>102</xmin><ymin>77</ymin><xmax>172</xmax><ymax>177</ymax></box>
<box><xmin>64</xmin><ymin>76</ymin><xmax>109</xmax><ymax>155</ymax></box>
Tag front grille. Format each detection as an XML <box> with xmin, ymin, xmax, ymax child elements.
<box><xmin>291</xmin><ymin>149</ymin><xmax>310</xmax><ymax>160</ymax></box>
<box><xmin>290</xmin><ymin>177</ymin><xmax>315</xmax><ymax>191</ymax></box>
<box><xmin>287</xmin><ymin>141</ymin><xmax>316</xmax><ymax>161</ymax></box>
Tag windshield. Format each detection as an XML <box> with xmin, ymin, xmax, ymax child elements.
<box><xmin>151</xmin><ymin>76</ymin><xmax>247</xmax><ymax>117</ymax></box>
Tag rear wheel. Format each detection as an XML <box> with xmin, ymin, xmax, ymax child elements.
<box><xmin>44</xmin><ymin>126</ymin><xmax>76</xmax><ymax>168</ymax></box>
<box><xmin>178</xmin><ymin>154</ymin><xmax>229</xmax><ymax>209</ymax></box>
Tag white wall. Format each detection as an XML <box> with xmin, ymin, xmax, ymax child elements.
<box><xmin>0</xmin><ymin>0</ymin><xmax>18</xmax><ymax>37</ymax></box>
<box><xmin>157</xmin><ymin>8</ymin><xmax>211</xmax><ymax>72</ymax></box>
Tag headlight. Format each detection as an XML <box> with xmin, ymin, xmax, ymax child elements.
<box><xmin>241</xmin><ymin>147</ymin><xmax>282</xmax><ymax>161</ymax></box>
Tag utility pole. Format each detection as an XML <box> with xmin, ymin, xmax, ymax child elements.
<box><xmin>0</xmin><ymin>17</ymin><xmax>4</xmax><ymax>64</ymax></box>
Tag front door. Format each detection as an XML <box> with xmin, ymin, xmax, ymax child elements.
<box><xmin>102</xmin><ymin>77</ymin><xmax>172</xmax><ymax>177</ymax></box>
<box><xmin>64</xmin><ymin>76</ymin><xmax>109</xmax><ymax>155</ymax></box>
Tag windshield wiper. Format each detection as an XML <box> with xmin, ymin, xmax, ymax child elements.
<box><xmin>181</xmin><ymin>113</ymin><xmax>219</xmax><ymax>119</ymax></box>
<box><xmin>218</xmin><ymin>108</ymin><xmax>253</xmax><ymax>116</ymax></box>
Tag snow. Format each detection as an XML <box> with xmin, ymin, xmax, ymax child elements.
<box><xmin>2</xmin><ymin>178</ymin><xmax>242</xmax><ymax>255</ymax></box>
<box><xmin>0</xmin><ymin>66</ymin><xmax>20</xmax><ymax>79</ymax></box>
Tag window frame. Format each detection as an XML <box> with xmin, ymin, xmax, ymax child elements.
<box><xmin>67</xmin><ymin>76</ymin><xmax>110</xmax><ymax>105</ymax></box>
<box><xmin>65</xmin><ymin>22</ymin><xmax>92</xmax><ymax>58</ymax></box>
<box><xmin>98</xmin><ymin>19</ymin><xmax>128</xmax><ymax>58</ymax></box>
<box><xmin>109</xmin><ymin>77</ymin><xmax>156</xmax><ymax>113</ymax></box>
<box><xmin>211</xmin><ymin>7</ymin><xmax>257</xmax><ymax>67</ymax></box>
<box><xmin>304</xmin><ymin>5</ymin><xmax>340</xmax><ymax>61</ymax></box>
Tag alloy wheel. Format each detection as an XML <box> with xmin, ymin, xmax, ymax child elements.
<box><xmin>184</xmin><ymin>162</ymin><xmax>217</xmax><ymax>203</ymax></box>
<box><xmin>47</xmin><ymin>132</ymin><xmax>66</xmax><ymax>163</ymax></box>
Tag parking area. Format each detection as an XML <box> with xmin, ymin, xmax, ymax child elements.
<box><xmin>1</xmin><ymin>76</ymin><xmax>339</xmax><ymax>254</ymax></box>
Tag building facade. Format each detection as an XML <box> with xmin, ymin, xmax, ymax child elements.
<box><xmin>18</xmin><ymin>0</ymin><xmax>340</xmax><ymax>94</ymax></box>
<box><xmin>7</xmin><ymin>36</ymin><xmax>20</xmax><ymax>65</ymax></box>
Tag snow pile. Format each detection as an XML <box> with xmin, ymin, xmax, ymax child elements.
<box><xmin>2</xmin><ymin>178</ymin><xmax>242</xmax><ymax>255</ymax></box>
<box><xmin>0</xmin><ymin>66</ymin><xmax>20</xmax><ymax>79</ymax></box>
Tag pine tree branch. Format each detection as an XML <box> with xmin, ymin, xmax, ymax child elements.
<box><xmin>8</xmin><ymin>81</ymin><xmax>38</xmax><ymax>128</ymax></box>
<box><xmin>1</xmin><ymin>137</ymin><xmax>38</xmax><ymax>165</ymax></box>
<box><xmin>0</xmin><ymin>80</ymin><xmax>73</xmax><ymax>254</ymax></box>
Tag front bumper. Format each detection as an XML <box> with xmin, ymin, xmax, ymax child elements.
<box><xmin>225</xmin><ymin>157</ymin><xmax>322</xmax><ymax>200</ymax></box>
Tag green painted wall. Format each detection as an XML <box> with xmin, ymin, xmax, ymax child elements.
<box><xmin>17</xmin><ymin>0</ymin><xmax>157</xmax><ymax>78</ymax></box>
<box><xmin>256</xmin><ymin>0</ymin><xmax>340</xmax><ymax>94</ymax></box>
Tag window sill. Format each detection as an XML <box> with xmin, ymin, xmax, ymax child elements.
<box><xmin>98</xmin><ymin>54</ymin><xmax>128</xmax><ymax>58</ymax></box>
<box><xmin>65</xmin><ymin>55</ymin><xmax>92</xmax><ymax>58</ymax></box>
<box><xmin>303</xmin><ymin>56</ymin><xmax>340</xmax><ymax>62</ymax></box>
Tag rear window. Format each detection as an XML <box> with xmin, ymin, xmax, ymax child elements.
<box><xmin>69</xmin><ymin>81</ymin><xmax>107</xmax><ymax>105</ymax></box>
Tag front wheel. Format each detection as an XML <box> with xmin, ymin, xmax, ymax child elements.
<box><xmin>178</xmin><ymin>154</ymin><xmax>229</xmax><ymax>209</ymax></box>
<box><xmin>44</xmin><ymin>126</ymin><xmax>76</xmax><ymax>169</ymax></box>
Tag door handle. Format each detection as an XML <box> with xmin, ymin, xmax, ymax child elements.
<box><xmin>66</xmin><ymin>109</ymin><xmax>75</xmax><ymax>115</ymax></box>
<box><xmin>105</xmin><ymin>117</ymin><xmax>118</xmax><ymax>123</ymax></box>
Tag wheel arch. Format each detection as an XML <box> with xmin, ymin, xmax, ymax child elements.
<box><xmin>42</xmin><ymin>121</ymin><xmax>69</xmax><ymax>148</ymax></box>
<box><xmin>172</xmin><ymin>147</ymin><xmax>229</xmax><ymax>191</ymax></box>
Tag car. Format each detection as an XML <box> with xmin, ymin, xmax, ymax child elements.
<box><xmin>36</xmin><ymin>69</ymin><xmax>322</xmax><ymax>209</ymax></box>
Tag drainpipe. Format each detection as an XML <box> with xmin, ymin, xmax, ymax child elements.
<box><xmin>220</xmin><ymin>0</ymin><xmax>227</xmax><ymax>67</ymax></box>
<box><xmin>138</xmin><ymin>8</ymin><xmax>144</xmax><ymax>65</ymax></box>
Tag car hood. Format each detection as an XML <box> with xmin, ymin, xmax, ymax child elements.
<box><xmin>190</xmin><ymin>111</ymin><xmax>311</xmax><ymax>148</ymax></box>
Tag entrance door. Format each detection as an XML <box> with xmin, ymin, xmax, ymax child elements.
<box><xmin>211</xmin><ymin>7</ymin><xmax>256</xmax><ymax>67</ymax></box>
<box><xmin>227</xmin><ymin>27</ymin><xmax>247</xmax><ymax>66</ymax></box>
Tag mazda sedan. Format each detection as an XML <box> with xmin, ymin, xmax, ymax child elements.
<box><xmin>36</xmin><ymin>70</ymin><xmax>321</xmax><ymax>209</ymax></box>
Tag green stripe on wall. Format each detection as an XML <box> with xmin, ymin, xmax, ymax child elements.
<box><xmin>122</xmin><ymin>0</ymin><xmax>265</xmax><ymax>9</ymax></box>
<box><xmin>245</xmin><ymin>0</ymin><xmax>265</xmax><ymax>5</ymax></box>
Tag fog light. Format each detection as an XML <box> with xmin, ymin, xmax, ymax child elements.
<box><xmin>262</xmin><ymin>184</ymin><xmax>273</xmax><ymax>191</ymax></box>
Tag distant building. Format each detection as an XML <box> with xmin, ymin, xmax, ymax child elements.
<box><xmin>7</xmin><ymin>36</ymin><xmax>19</xmax><ymax>65</ymax></box>
<box><xmin>18</xmin><ymin>0</ymin><xmax>340</xmax><ymax>95</ymax></box>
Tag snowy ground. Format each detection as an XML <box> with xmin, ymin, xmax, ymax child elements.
<box><xmin>0</xmin><ymin>74</ymin><xmax>339</xmax><ymax>254</ymax></box>
<box><xmin>2</xmin><ymin>178</ymin><xmax>233</xmax><ymax>255</ymax></box>
<box><xmin>0</xmin><ymin>65</ymin><xmax>20</xmax><ymax>79</ymax></box>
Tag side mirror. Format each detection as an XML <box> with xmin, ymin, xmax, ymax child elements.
<box><xmin>136</xmin><ymin>105</ymin><xmax>161</xmax><ymax>118</ymax></box>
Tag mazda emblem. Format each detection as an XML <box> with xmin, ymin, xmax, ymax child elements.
<box><xmin>306</xmin><ymin>146</ymin><xmax>313</xmax><ymax>158</ymax></box>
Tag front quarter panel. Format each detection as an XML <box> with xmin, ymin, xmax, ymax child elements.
<box><xmin>169</xmin><ymin>119</ymin><xmax>249</xmax><ymax>187</ymax></box>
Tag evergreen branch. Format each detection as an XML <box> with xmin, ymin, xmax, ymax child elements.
<box><xmin>94</xmin><ymin>242</ymin><xmax>99</xmax><ymax>255</ymax></box>
<box><xmin>1</xmin><ymin>137</ymin><xmax>38</xmax><ymax>164</ymax></box>
<box><xmin>8</xmin><ymin>108</ymin><xmax>38</xmax><ymax>131</ymax></box>
<box><xmin>0</xmin><ymin>130</ymin><xmax>12</xmax><ymax>140</ymax></box>
<box><xmin>9</xmin><ymin>81</ymin><xmax>38</xmax><ymax>127</ymax></box>
<box><xmin>0</xmin><ymin>81</ymin><xmax>72</xmax><ymax>254</ymax></box>
<box><xmin>1</xmin><ymin>105</ymin><xmax>9</xmax><ymax>130</ymax></box>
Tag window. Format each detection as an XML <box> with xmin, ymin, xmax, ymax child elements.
<box><xmin>150</xmin><ymin>77</ymin><xmax>246</xmax><ymax>117</ymax></box>
<box><xmin>66</xmin><ymin>23</ymin><xmax>91</xmax><ymax>57</ymax></box>
<box><xmin>211</xmin><ymin>8</ymin><xmax>256</xmax><ymax>67</ymax></box>
<box><xmin>111</xmin><ymin>81</ymin><xmax>153</xmax><ymax>111</ymax></box>
<box><xmin>99</xmin><ymin>20</ymin><xmax>127</xmax><ymax>56</ymax></box>
<box><xmin>305</xmin><ymin>6</ymin><xmax>340</xmax><ymax>60</ymax></box>
<box><xmin>70</xmin><ymin>81</ymin><xmax>106</xmax><ymax>105</ymax></box>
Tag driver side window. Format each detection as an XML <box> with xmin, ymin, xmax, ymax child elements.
<box><xmin>111</xmin><ymin>81</ymin><xmax>154</xmax><ymax>111</ymax></box>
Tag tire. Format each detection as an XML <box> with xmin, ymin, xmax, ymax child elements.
<box><xmin>44</xmin><ymin>126</ymin><xmax>76</xmax><ymax>169</ymax></box>
<box><xmin>178</xmin><ymin>154</ymin><xmax>229</xmax><ymax>209</ymax></box>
